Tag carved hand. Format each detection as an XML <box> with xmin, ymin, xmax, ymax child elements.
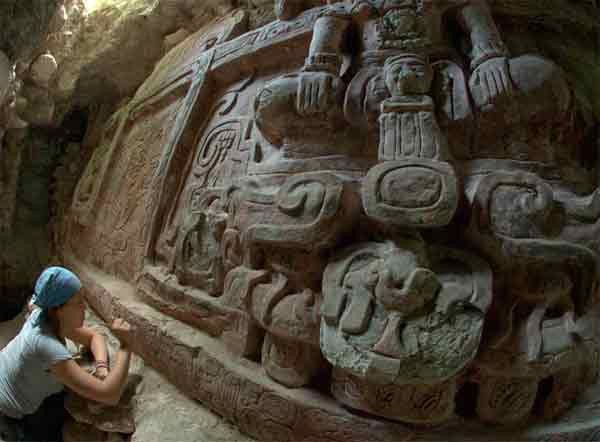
<box><xmin>364</xmin><ymin>75</ymin><xmax>389</xmax><ymax>119</ymax></box>
<box><xmin>296</xmin><ymin>72</ymin><xmax>341</xmax><ymax>116</ymax></box>
<box><xmin>375</xmin><ymin>267</ymin><xmax>440</xmax><ymax>314</ymax></box>
<box><xmin>469</xmin><ymin>57</ymin><xmax>513</xmax><ymax>109</ymax></box>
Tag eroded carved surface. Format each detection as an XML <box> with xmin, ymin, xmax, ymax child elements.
<box><xmin>61</xmin><ymin>0</ymin><xmax>600</xmax><ymax>437</ymax></box>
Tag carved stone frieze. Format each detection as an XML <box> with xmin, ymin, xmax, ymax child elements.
<box><xmin>331</xmin><ymin>370</ymin><xmax>458</xmax><ymax>425</ymax></box>
<box><xmin>62</xmin><ymin>0</ymin><xmax>600</xmax><ymax>437</ymax></box>
<box><xmin>173</xmin><ymin>188</ymin><xmax>228</xmax><ymax>296</ymax></box>
<box><xmin>320</xmin><ymin>240</ymin><xmax>491</xmax><ymax>422</ymax></box>
<box><xmin>234</xmin><ymin>172</ymin><xmax>362</xmax><ymax>254</ymax></box>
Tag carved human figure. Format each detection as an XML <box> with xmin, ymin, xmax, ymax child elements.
<box><xmin>238</xmin><ymin>0</ymin><xmax>592</xmax><ymax>428</ymax></box>
<box><xmin>260</xmin><ymin>0</ymin><xmax>570</xmax><ymax>162</ymax></box>
<box><xmin>173</xmin><ymin>193</ymin><xmax>228</xmax><ymax>296</ymax></box>
<box><xmin>376</xmin><ymin>53</ymin><xmax>447</xmax><ymax>161</ymax></box>
<box><xmin>362</xmin><ymin>53</ymin><xmax>459</xmax><ymax>227</ymax></box>
<box><xmin>304</xmin><ymin>0</ymin><xmax>557</xmax><ymax>117</ymax></box>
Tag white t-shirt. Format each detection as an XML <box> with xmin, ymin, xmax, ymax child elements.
<box><xmin>0</xmin><ymin>309</ymin><xmax>72</xmax><ymax>418</ymax></box>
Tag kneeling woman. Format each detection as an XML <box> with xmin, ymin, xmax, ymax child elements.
<box><xmin>0</xmin><ymin>266</ymin><xmax>133</xmax><ymax>441</ymax></box>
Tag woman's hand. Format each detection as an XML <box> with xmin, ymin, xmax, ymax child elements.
<box><xmin>94</xmin><ymin>366</ymin><xmax>109</xmax><ymax>380</ymax></box>
<box><xmin>110</xmin><ymin>318</ymin><xmax>133</xmax><ymax>350</ymax></box>
<box><xmin>52</xmin><ymin>319</ymin><xmax>134</xmax><ymax>405</ymax></box>
<box><xmin>94</xmin><ymin>358</ymin><xmax>109</xmax><ymax>380</ymax></box>
<box><xmin>52</xmin><ymin>349</ymin><xmax>132</xmax><ymax>406</ymax></box>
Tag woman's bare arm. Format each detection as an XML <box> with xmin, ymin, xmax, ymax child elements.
<box><xmin>66</xmin><ymin>326</ymin><xmax>110</xmax><ymax>377</ymax></box>
<box><xmin>50</xmin><ymin>319</ymin><xmax>133</xmax><ymax>405</ymax></box>
<box><xmin>50</xmin><ymin>347</ymin><xmax>131</xmax><ymax>406</ymax></box>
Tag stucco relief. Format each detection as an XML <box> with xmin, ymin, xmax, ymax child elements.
<box><xmin>65</xmin><ymin>1</ymin><xmax>600</xmax><ymax>436</ymax></box>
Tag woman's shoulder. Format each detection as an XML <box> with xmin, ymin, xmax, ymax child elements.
<box><xmin>28</xmin><ymin>329</ymin><xmax>71</xmax><ymax>363</ymax></box>
<box><xmin>22</xmin><ymin>311</ymin><xmax>67</xmax><ymax>353</ymax></box>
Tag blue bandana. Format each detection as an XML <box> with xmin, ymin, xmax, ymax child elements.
<box><xmin>31</xmin><ymin>266</ymin><xmax>82</xmax><ymax>326</ymax></box>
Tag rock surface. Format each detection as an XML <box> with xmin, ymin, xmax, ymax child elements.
<box><xmin>0</xmin><ymin>0</ymin><xmax>280</xmax><ymax>305</ymax></box>
<box><xmin>130</xmin><ymin>368</ymin><xmax>254</xmax><ymax>442</ymax></box>
<box><xmin>58</xmin><ymin>0</ymin><xmax>600</xmax><ymax>437</ymax></box>
<box><xmin>2</xmin><ymin>0</ymin><xmax>600</xmax><ymax>441</ymax></box>
<box><xmin>29</xmin><ymin>53</ymin><xmax>58</xmax><ymax>87</ymax></box>
<box><xmin>63</xmin><ymin>419</ymin><xmax>111</xmax><ymax>442</ymax></box>
<box><xmin>0</xmin><ymin>0</ymin><xmax>60</xmax><ymax>61</ymax></box>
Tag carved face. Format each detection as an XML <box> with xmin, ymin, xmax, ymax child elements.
<box><xmin>373</xmin><ymin>251</ymin><xmax>440</xmax><ymax>315</ymax></box>
<box><xmin>384</xmin><ymin>56</ymin><xmax>433</xmax><ymax>96</ymax></box>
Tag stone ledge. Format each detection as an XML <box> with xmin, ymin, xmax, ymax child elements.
<box><xmin>138</xmin><ymin>265</ymin><xmax>236</xmax><ymax>338</ymax></box>
<box><xmin>66</xmin><ymin>254</ymin><xmax>600</xmax><ymax>442</ymax></box>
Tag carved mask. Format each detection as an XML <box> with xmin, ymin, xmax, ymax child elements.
<box><xmin>384</xmin><ymin>54</ymin><xmax>433</xmax><ymax>96</ymax></box>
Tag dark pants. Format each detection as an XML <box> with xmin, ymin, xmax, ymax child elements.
<box><xmin>0</xmin><ymin>413</ymin><xmax>18</xmax><ymax>441</ymax></box>
<box><xmin>0</xmin><ymin>393</ymin><xmax>66</xmax><ymax>442</ymax></box>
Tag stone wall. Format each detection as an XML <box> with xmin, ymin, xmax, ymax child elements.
<box><xmin>0</xmin><ymin>0</ymin><xmax>275</xmax><ymax>310</ymax></box>
<box><xmin>56</xmin><ymin>0</ymin><xmax>600</xmax><ymax>440</ymax></box>
<box><xmin>2</xmin><ymin>0</ymin><xmax>600</xmax><ymax>439</ymax></box>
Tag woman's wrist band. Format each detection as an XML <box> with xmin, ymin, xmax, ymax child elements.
<box><xmin>95</xmin><ymin>360</ymin><xmax>109</xmax><ymax>369</ymax></box>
